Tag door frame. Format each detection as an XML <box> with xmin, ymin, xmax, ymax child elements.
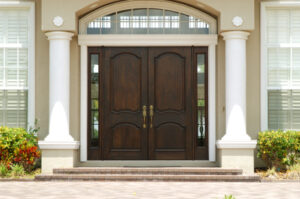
<box><xmin>79</xmin><ymin>34</ymin><xmax>218</xmax><ymax>162</ymax></box>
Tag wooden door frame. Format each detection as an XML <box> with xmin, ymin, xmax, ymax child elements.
<box><xmin>79</xmin><ymin>35</ymin><xmax>217</xmax><ymax>162</ymax></box>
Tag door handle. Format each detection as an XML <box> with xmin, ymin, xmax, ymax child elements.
<box><xmin>149</xmin><ymin>105</ymin><xmax>154</xmax><ymax>128</ymax></box>
<box><xmin>142</xmin><ymin>105</ymin><xmax>147</xmax><ymax>128</ymax></box>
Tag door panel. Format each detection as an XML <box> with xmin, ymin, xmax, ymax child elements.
<box><xmin>148</xmin><ymin>47</ymin><xmax>193</xmax><ymax>160</ymax></box>
<box><xmin>103</xmin><ymin>48</ymin><xmax>148</xmax><ymax>160</ymax></box>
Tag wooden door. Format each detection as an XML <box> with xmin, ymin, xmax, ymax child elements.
<box><xmin>88</xmin><ymin>47</ymin><xmax>208</xmax><ymax>160</ymax></box>
<box><xmin>148</xmin><ymin>47</ymin><xmax>193</xmax><ymax>160</ymax></box>
<box><xmin>102</xmin><ymin>47</ymin><xmax>148</xmax><ymax>160</ymax></box>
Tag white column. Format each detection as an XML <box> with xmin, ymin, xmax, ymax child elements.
<box><xmin>217</xmin><ymin>31</ymin><xmax>256</xmax><ymax>174</ymax></box>
<box><xmin>221</xmin><ymin>31</ymin><xmax>252</xmax><ymax>142</ymax></box>
<box><xmin>39</xmin><ymin>31</ymin><xmax>79</xmax><ymax>148</ymax></box>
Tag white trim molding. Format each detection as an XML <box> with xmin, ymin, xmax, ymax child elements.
<box><xmin>39</xmin><ymin>141</ymin><xmax>80</xmax><ymax>150</ymax></box>
<box><xmin>79</xmin><ymin>35</ymin><xmax>218</xmax><ymax>162</ymax></box>
<box><xmin>260</xmin><ymin>1</ymin><xmax>300</xmax><ymax>131</ymax></box>
<box><xmin>78</xmin><ymin>34</ymin><xmax>218</xmax><ymax>47</ymax></box>
<box><xmin>216</xmin><ymin>140</ymin><xmax>257</xmax><ymax>149</ymax></box>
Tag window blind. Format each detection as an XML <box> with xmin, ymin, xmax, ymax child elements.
<box><xmin>0</xmin><ymin>8</ymin><xmax>29</xmax><ymax>128</ymax></box>
<box><xmin>267</xmin><ymin>8</ymin><xmax>300</xmax><ymax>130</ymax></box>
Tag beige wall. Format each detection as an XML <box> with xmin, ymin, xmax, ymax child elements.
<box><xmin>35</xmin><ymin>0</ymin><xmax>49</xmax><ymax>140</ymax></box>
<box><xmin>41</xmin><ymin>0</ymin><xmax>255</xmax><ymax>33</ymax></box>
<box><xmin>34</xmin><ymin>0</ymin><xmax>264</xmax><ymax>166</ymax></box>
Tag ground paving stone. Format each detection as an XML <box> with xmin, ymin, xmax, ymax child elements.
<box><xmin>0</xmin><ymin>182</ymin><xmax>299</xmax><ymax>199</ymax></box>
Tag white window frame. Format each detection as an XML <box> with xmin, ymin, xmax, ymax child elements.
<box><xmin>261</xmin><ymin>1</ymin><xmax>300</xmax><ymax>131</ymax></box>
<box><xmin>0</xmin><ymin>1</ymin><xmax>35</xmax><ymax>129</ymax></box>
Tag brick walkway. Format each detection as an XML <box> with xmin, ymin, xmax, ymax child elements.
<box><xmin>0</xmin><ymin>182</ymin><xmax>299</xmax><ymax>199</ymax></box>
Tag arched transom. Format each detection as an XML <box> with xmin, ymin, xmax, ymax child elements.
<box><xmin>79</xmin><ymin>1</ymin><xmax>217</xmax><ymax>35</ymax></box>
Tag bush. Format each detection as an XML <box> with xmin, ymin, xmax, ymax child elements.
<box><xmin>10</xmin><ymin>164</ymin><xmax>25</xmax><ymax>177</ymax></box>
<box><xmin>0</xmin><ymin>162</ymin><xmax>8</xmax><ymax>177</ymax></box>
<box><xmin>0</xmin><ymin>127</ymin><xmax>40</xmax><ymax>172</ymax></box>
<box><xmin>257</xmin><ymin>130</ymin><xmax>300</xmax><ymax>169</ymax></box>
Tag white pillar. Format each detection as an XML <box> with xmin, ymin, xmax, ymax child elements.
<box><xmin>217</xmin><ymin>31</ymin><xmax>256</xmax><ymax>174</ymax></box>
<box><xmin>39</xmin><ymin>31</ymin><xmax>79</xmax><ymax>173</ymax></box>
<box><xmin>45</xmin><ymin>31</ymin><xmax>74</xmax><ymax>142</ymax></box>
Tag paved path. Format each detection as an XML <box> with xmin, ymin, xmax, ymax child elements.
<box><xmin>0</xmin><ymin>182</ymin><xmax>299</xmax><ymax>199</ymax></box>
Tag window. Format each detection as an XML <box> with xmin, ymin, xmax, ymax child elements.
<box><xmin>0</xmin><ymin>4</ymin><xmax>34</xmax><ymax>129</ymax></box>
<box><xmin>82</xmin><ymin>8</ymin><xmax>216</xmax><ymax>35</ymax></box>
<box><xmin>262</xmin><ymin>6</ymin><xmax>300</xmax><ymax>130</ymax></box>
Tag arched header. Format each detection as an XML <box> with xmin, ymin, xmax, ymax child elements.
<box><xmin>79</xmin><ymin>0</ymin><xmax>217</xmax><ymax>35</ymax></box>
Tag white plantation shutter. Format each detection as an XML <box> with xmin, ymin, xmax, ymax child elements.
<box><xmin>0</xmin><ymin>8</ymin><xmax>30</xmax><ymax>128</ymax></box>
<box><xmin>267</xmin><ymin>8</ymin><xmax>300</xmax><ymax>130</ymax></box>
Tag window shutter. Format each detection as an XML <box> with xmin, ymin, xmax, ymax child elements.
<box><xmin>291</xmin><ymin>90</ymin><xmax>300</xmax><ymax>129</ymax></box>
<box><xmin>267</xmin><ymin>9</ymin><xmax>290</xmax><ymax>45</ymax></box>
<box><xmin>291</xmin><ymin>10</ymin><xmax>300</xmax><ymax>43</ymax></box>
<box><xmin>268</xmin><ymin>48</ymin><xmax>290</xmax><ymax>88</ymax></box>
<box><xmin>268</xmin><ymin>90</ymin><xmax>290</xmax><ymax>129</ymax></box>
<box><xmin>292</xmin><ymin>49</ymin><xmax>300</xmax><ymax>88</ymax></box>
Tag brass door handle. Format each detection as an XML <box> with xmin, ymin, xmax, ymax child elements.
<box><xmin>142</xmin><ymin>105</ymin><xmax>147</xmax><ymax>128</ymax></box>
<box><xmin>149</xmin><ymin>105</ymin><xmax>154</xmax><ymax>128</ymax></box>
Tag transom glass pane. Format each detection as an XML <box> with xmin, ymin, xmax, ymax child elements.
<box><xmin>84</xmin><ymin>8</ymin><xmax>213</xmax><ymax>35</ymax></box>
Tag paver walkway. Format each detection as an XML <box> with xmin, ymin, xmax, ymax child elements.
<box><xmin>0</xmin><ymin>182</ymin><xmax>299</xmax><ymax>199</ymax></box>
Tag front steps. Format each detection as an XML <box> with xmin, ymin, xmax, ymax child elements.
<box><xmin>35</xmin><ymin>167</ymin><xmax>260</xmax><ymax>182</ymax></box>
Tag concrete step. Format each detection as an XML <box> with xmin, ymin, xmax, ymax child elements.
<box><xmin>35</xmin><ymin>174</ymin><xmax>260</xmax><ymax>182</ymax></box>
<box><xmin>53</xmin><ymin>167</ymin><xmax>243</xmax><ymax>175</ymax></box>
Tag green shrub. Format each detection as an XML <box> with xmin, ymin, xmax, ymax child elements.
<box><xmin>0</xmin><ymin>126</ymin><xmax>40</xmax><ymax>172</ymax></box>
<box><xmin>224</xmin><ymin>195</ymin><xmax>236</xmax><ymax>199</ymax></box>
<box><xmin>11</xmin><ymin>164</ymin><xmax>25</xmax><ymax>177</ymax></box>
<box><xmin>0</xmin><ymin>162</ymin><xmax>9</xmax><ymax>177</ymax></box>
<box><xmin>257</xmin><ymin>130</ymin><xmax>300</xmax><ymax>169</ymax></box>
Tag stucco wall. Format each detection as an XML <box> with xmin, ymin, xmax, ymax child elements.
<box><xmin>34</xmin><ymin>0</ymin><xmax>264</xmax><ymax>166</ymax></box>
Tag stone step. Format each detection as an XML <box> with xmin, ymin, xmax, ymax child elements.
<box><xmin>53</xmin><ymin>167</ymin><xmax>243</xmax><ymax>175</ymax></box>
<box><xmin>35</xmin><ymin>174</ymin><xmax>260</xmax><ymax>182</ymax></box>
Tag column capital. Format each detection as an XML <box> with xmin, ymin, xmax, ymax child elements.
<box><xmin>45</xmin><ymin>31</ymin><xmax>74</xmax><ymax>41</ymax></box>
<box><xmin>221</xmin><ymin>31</ymin><xmax>250</xmax><ymax>41</ymax></box>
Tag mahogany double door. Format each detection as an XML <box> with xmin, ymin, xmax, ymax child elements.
<box><xmin>88</xmin><ymin>47</ymin><xmax>208</xmax><ymax>160</ymax></box>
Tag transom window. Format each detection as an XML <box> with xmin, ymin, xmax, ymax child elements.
<box><xmin>79</xmin><ymin>1</ymin><xmax>217</xmax><ymax>35</ymax></box>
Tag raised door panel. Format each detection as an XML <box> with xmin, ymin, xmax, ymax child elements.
<box><xmin>154</xmin><ymin>53</ymin><xmax>185</xmax><ymax>112</ymax></box>
<box><xmin>103</xmin><ymin>47</ymin><xmax>147</xmax><ymax>160</ymax></box>
<box><xmin>149</xmin><ymin>47</ymin><xmax>193</xmax><ymax>160</ymax></box>
<box><xmin>110</xmin><ymin>53</ymin><xmax>141</xmax><ymax>112</ymax></box>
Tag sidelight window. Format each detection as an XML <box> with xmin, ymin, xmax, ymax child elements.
<box><xmin>197</xmin><ymin>54</ymin><xmax>206</xmax><ymax>146</ymax></box>
<box><xmin>89</xmin><ymin>54</ymin><xmax>100</xmax><ymax>147</ymax></box>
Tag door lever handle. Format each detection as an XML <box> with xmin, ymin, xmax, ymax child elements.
<box><xmin>142</xmin><ymin>105</ymin><xmax>147</xmax><ymax>128</ymax></box>
<box><xmin>149</xmin><ymin>105</ymin><xmax>154</xmax><ymax>128</ymax></box>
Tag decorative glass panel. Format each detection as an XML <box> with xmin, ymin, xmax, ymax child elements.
<box><xmin>89</xmin><ymin>54</ymin><xmax>99</xmax><ymax>147</ymax></box>
<box><xmin>83</xmin><ymin>8</ymin><xmax>214</xmax><ymax>35</ymax></box>
<box><xmin>197</xmin><ymin>54</ymin><xmax>206</xmax><ymax>146</ymax></box>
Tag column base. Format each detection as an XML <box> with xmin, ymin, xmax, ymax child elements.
<box><xmin>39</xmin><ymin>141</ymin><xmax>79</xmax><ymax>174</ymax></box>
<box><xmin>216</xmin><ymin>140</ymin><xmax>257</xmax><ymax>174</ymax></box>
